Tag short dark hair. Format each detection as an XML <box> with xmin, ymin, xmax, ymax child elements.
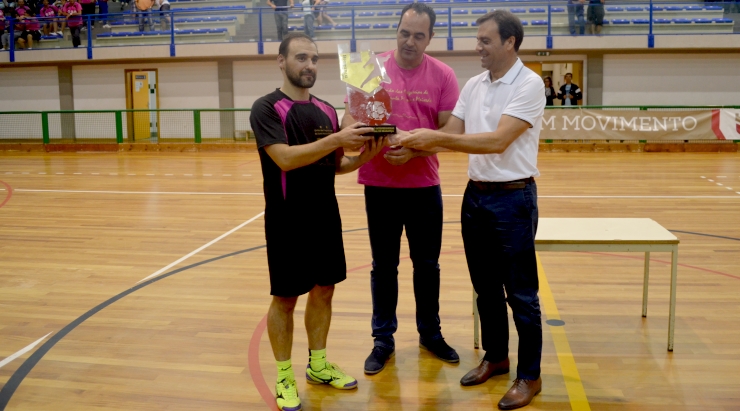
<box><xmin>278</xmin><ymin>33</ymin><xmax>317</xmax><ymax>58</ymax></box>
<box><xmin>565</xmin><ymin>72</ymin><xmax>573</xmax><ymax>77</ymax></box>
<box><xmin>476</xmin><ymin>10</ymin><xmax>524</xmax><ymax>52</ymax></box>
<box><xmin>397</xmin><ymin>2</ymin><xmax>436</xmax><ymax>37</ymax></box>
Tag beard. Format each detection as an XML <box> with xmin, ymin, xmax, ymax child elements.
<box><xmin>286</xmin><ymin>66</ymin><xmax>317</xmax><ymax>89</ymax></box>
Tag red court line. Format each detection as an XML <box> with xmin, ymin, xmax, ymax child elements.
<box><xmin>248</xmin><ymin>249</ymin><xmax>739</xmax><ymax>409</ymax></box>
<box><xmin>247</xmin><ymin>262</ymin><xmax>373</xmax><ymax>410</ymax></box>
<box><xmin>0</xmin><ymin>180</ymin><xmax>13</xmax><ymax>209</ymax></box>
<box><xmin>248</xmin><ymin>315</ymin><xmax>279</xmax><ymax>411</ymax></box>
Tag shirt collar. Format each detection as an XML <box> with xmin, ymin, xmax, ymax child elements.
<box><xmin>481</xmin><ymin>58</ymin><xmax>524</xmax><ymax>85</ymax></box>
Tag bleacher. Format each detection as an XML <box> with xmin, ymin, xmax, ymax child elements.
<box><xmin>29</xmin><ymin>0</ymin><xmax>736</xmax><ymax>50</ymax></box>
<box><xmin>287</xmin><ymin>1</ymin><xmax>732</xmax><ymax>38</ymax></box>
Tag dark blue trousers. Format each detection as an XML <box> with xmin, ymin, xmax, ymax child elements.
<box><xmin>365</xmin><ymin>185</ymin><xmax>444</xmax><ymax>350</ymax></box>
<box><xmin>461</xmin><ymin>180</ymin><xmax>542</xmax><ymax>380</ymax></box>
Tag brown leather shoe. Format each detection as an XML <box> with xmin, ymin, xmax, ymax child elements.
<box><xmin>497</xmin><ymin>377</ymin><xmax>542</xmax><ymax>410</ymax></box>
<box><xmin>459</xmin><ymin>358</ymin><xmax>510</xmax><ymax>386</ymax></box>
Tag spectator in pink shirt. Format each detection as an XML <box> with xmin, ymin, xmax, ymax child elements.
<box><xmin>60</xmin><ymin>0</ymin><xmax>81</xmax><ymax>47</ymax></box>
<box><xmin>39</xmin><ymin>0</ymin><xmax>60</xmax><ymax>36</ymax></box>
<box><xmin>0</xmin><ymin>6</ymin><xmax>7</xmax><ymax>50</ymax></box>
<box><xmin>14</xmin><ymin>0</ymin><xmax>40</xmax><ymax>49</ymax></box>
<box><xmin>21</xmin><ymin>8</ymin><xmax>41</xmax><ymax>47</ymax></box>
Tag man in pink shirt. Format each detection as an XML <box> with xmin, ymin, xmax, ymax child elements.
<box><xmin>340</xmin><ymin>2</ymin><xmax>460</xmax><ymax>375</ymax></box>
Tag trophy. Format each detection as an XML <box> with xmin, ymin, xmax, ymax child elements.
<box><xmin>338</xmin><ymin>44</ymin><xmax>396</xmax><ymax>138</ymax></box>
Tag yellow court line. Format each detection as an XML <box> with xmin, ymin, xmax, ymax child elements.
<box><xmin>537</xmin><ymin>253</ymin><xmax>591</xmax><ymax>411</ymax></box>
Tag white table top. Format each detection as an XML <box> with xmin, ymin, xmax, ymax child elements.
<box><xmin>535</xmin><ymin>218</ymin><xmax>679</xmax><ymax>245</ymax></box>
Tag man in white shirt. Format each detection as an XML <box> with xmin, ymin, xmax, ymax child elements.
<box><xmin>399</xmin><ymin>10</ymin><xmax>545</xmax><ymax>410</ymax></box>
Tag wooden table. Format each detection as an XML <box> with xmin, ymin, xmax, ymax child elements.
<box><xmin>472</xmin><ymin>218</ymin><xmax>680</xmax><ymax>351</ymax></box>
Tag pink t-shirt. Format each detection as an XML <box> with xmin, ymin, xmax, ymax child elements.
<box><xmin>25</xmin><ymin>16</ymin><xmax>42</xmax><ymax>30</ymax></box>
<box><xmin>40</xmin><ymin>5</ymin><xmax>60</xmax><ymax>18</ymax></box>
<box><xmin>356</xmin><ymin>50</ymin><xmax>459</xmax><ymax>188</ymax></box>
<box><xmin>0</xmin><ymin>10</ymin><xmax>5</xmax><ymax>30</ymax></box>
<box><xmin>62</xmin><ymin>2</ymin><xmax>83</xmax><ymax>26</ymax></box>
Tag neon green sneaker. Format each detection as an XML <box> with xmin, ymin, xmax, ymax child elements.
<box><xmin>305</xmin><ymin>362</ymin><xmax>358</xmax><ymax>390</ymax></box>
<box><xmin>276</xmin><ymin>377</ymin><xmax>302</xmax><ymax>411</ymax></box>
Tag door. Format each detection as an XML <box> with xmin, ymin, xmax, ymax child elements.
<box><xmin>131</xmin><ymin>71</ymin><xmax>151</xmax><ymax>141</ymax></box>
<box><xmin>125</xmin><ymin>69</ymin><xmax>159</xmax><ymax>141</ymax></box>
<box><xmin>524</xmin><ymin>62</ymin><xmax>543</xmax><ymax>77</ymax></box>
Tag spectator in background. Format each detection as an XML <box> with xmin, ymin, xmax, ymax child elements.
<box><xmin>135</xmin><ymin>0</ymin><xmax>153</xmax><ymax>32</ymax></box>
<box><xmin>0</xmin><ymin>4</ymin><xmax>6</xmax><ymax>43</ymax></box>
<box><xmin>60</xmin><ymin>0</ymin><xmax>81</xmax><ymax>46</ymax></box>
<box><xmin>20</xmin><ymin>1</ymin><xmax>41</xmax><ymax>48</ymax></box>
<box><xmin>587</xmin><ymin>0</ymin><xmax>604</xmax><ymax>35</ymax></box>
<box><xmin>14</xmin><ymin>0</ymin><xmax>38</xmax><ymax>49</ymax></box>
<box><xmin>14</xmin><ymin>0</ymin><xmax>30</xmax><ymax>19</ymax></box>
<box><xmin>567</xmin><ymin>0</ymin><xmax>585</xmax><ymax>35</ymax></box>
<box><xmin>77</xmin><ymin>0</ymin><xmax>92</xmax><ymax>30</ymax></box>
<box><xmin>314</xmin><ymin>0</ymin><xmax>333</xmax><ymax>26</ymax></box>
<box><xmin>267</xmin><ymin>0</ymin><xmax>292</xmax><ymax>41</ymax></box>
<box><xmin>301</xmin><ymin>0</ymin><xmax>314</xmax><ymax>38</ymax></box>
<box><xmin>557</xmin><ymin>73</ymin><xmax>582</xmax><ymax>106</ymax></box>
<box><xmin>98</xmin><ymin>0</ymin><xmax>109</xmax><ymax>29</ymax></box>
<box><xmin>157</xmin><ymin>0</ymin><xmax>170</xmax><ymax>32</ymax></box>
<box><xmin>543</xmin><ymin>76</ymin><xmax>555</xmax><ymax>106</ymax></box>
<box><xmin>1</xmin><ymin>8</ymin><xmax>17</xmax><ymax>50</ymax></box>
<box><xmin>39</xmin><ymin>0</ymin><xmax>61</xmax><ymax>36</ymax></box>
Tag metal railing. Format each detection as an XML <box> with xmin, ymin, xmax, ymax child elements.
<box><xmin>0</xmin><ymin>109</ymin><xmax>254</xmax><ymax>144</ymax></box>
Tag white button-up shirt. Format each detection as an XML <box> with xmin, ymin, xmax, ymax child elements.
<box><xmin>451</xmin><ymin>58</ymin><xmax>545</xmax><ymax>182</ymax></box>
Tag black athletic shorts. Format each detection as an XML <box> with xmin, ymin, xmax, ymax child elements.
<box><xmin>21</xmin><ymin>30</ymin><xmax>42</xmax><ymax>41</ymax></box>
<box><xmin>264</xmin><ymin>201</ymin><xmax>347</xmax><ymax>297</ymax></box>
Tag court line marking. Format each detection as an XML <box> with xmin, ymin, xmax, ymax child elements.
<box><xmin>1</xmin><ymin>227</ymin><xmax>736</xmax><ymax>410</ymax></box>
<box><xmin>0</xmin><ymin>181</ymin><xmax>13</xmax><ymax>208</ymax></box>
<box><xmin>0</xmin><ymin>244</ymin><xmax>268</xmax><ymax>410</ymax></box>
<box><xmin>537</xmin><ymin>254</ymin><xmax>591</xmax><ymax>411</ymax></box>
<box><xmin>8</xmin><ymin>189</ymin><xmax>740</xmax><ymax>199</ymax></box>
<box><xmin>137</xmin><ymin>211</ymin><xmax>265</xmax><ymax>284</ymax></box>
<box><xmin>0</xmin><ymin>333</ymin><xmax>53</xmax><ymax>370</ymax></box>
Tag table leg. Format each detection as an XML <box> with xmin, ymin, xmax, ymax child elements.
<box><xmin>642</xmin><ymin>251</ymin><xmax>650</xmax><ymax>317</ymax></box>
<box><xmin>668</xmin><ymin>246</ymin><xmax>677</xmax><ymax>351</ymax></box>
<box><xmin>473</xmin><ymin>289</ymin><xmax>479</xmax><ymax>349</ymax></box>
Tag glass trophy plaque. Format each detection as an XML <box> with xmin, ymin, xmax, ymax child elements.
<box><xmin>338</xmin><ymin>44</ymin><xmax>396</xmax><ymax>137</ymax></box>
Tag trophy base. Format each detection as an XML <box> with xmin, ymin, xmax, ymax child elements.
<box><xmin>364</xmin><ymin>125</ymin><xmax>396</xmax><ymax>138</ymax></box>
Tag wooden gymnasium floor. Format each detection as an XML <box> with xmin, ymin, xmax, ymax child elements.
<box><xmin>0</xmin><ymin>151</ymin><xmax>739</xmax><ymax>411</ymax></box>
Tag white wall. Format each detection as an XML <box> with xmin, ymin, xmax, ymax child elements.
<box><xmin>603</xmin><ymin>54</ymin><xmax>740</xmax><ymax>106</ymax></box>
<box><xmin>72</xmin><ymin>61</ymin><xmax>220</xmax><ymax>139</ymax></box>
<box><xmin>0</xmin><ymin>67</ymin><xmax>59</xmax><ymax>140</ymax></box>
<box><xmin>0</xmin><ymin>67</ymin><xmax>60</xmax><ymax>112</ymax></box>
<box><xmin>72</xmin><ymin>61</ymin><xmax>220</xmax><ymax>109</ymax></box>
<box><xmin>233</xmin><ymin>54</ymin><xmax>486</xmax><ymax>113</ymax></box>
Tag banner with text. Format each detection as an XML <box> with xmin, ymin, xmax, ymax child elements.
<box><xmin>539</xmin><ymin>109</ymin><xmax>735</xmax><ymax>140</ymax></box>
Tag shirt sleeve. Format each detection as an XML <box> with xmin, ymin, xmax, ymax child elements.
<box><xmin>250</xmin><ymin>98</ymin><xmax>289</xmax><ymax>149</ymax></box>
<box><xmin>502</xmin><ymin>75</ymin><xmax>546</xmax><ymax>128</ymax></box>
<box><xmin>438</xmin><ymin>65</ymin><xmax>460</xmax><ymax>113</ymax></box>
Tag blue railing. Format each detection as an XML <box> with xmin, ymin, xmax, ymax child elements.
<box><xmin>2</xmin><ymin>0</ymin><xmax>737</xmax><ymax>62</ymax></box>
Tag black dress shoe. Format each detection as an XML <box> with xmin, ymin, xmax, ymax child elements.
<box><xmin>364</xmin><ymin>346</ymin><xmax>394</xmax><ymax>375</ymax></box>
<box><xmin>419</xmin><ymin>338</ymin><xmax>459</xmax><ymax>363</ymax></box>
<box><xmin>459</xmin><ymin>358</ymin><xmax>510</xmax><ymax>386</ymax></box>
<box><xmin>498</xmin><ymin>377</ymin><xmax>542</xmax><ymax>410</ymax></box>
